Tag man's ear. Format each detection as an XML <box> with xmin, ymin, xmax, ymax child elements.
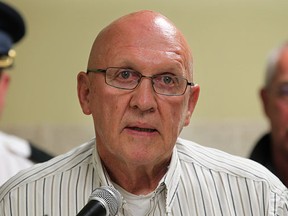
<box><xmin>0</xmin><ymin>73</ymin><xmax>10</xmax><ymax>114</ymax></box>
<box><xmin>77</xmin><ymin>72</ymin><xmax>92</xmax><ymax>115</ymax></box>
<box><xmin>184</xmin><ymin>84</ymin><xmax>200</xmax><ymax>126</ymax></box>
<box><xmin>0</xmin><ymin>72</ymin><xmax>10</xmax><ymax>97</ymax></box>
<box><xmin>260</xmin><ymin>87</ymin><xmax>269</xmax><ymax>118</ymax></box>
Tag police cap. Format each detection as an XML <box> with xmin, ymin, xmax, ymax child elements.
<box><xmin>0</xmin><ymin>1</ymin><xmax>25</xmax><ymax>69</ymax></box>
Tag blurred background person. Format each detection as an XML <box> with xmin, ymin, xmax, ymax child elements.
<box><xmin>250</xmin><ymin>41</ymin><xmax>288</xmax><ymax>187</ymax></box>
<box><xmin>0</xmin><ymin>1</ymin><xmax>53</xmax><ymax>185</ymax></box>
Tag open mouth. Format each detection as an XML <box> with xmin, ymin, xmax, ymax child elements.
<box><xmin>127</xmin><ymin>127</ymin><xmax>157</xmax><ymax>133</ymax></box>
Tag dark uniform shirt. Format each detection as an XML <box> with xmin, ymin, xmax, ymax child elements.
<box><xmin>249</xmin><ymin>133</ymin><xmax>287</xmax><ymax>186</ymax></box>
<box><xmin>250</xmin><ymin>133</ymin><xmax>275</xmax><ymax>172</ymax></box>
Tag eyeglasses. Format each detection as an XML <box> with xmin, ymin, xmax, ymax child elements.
<box><xmin>86</xmin><ymin>67</ymin><xmax>194</xmax><ymax>96</ymax></box>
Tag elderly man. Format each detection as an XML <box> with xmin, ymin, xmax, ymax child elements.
<box><xmin>0</xmin><ymin>10</ymin><xmax>287</xmax><ymax>216</ymax></box>
<box><xmin>250</xmin><ymin>42</ymin><xmax>288</xmax><ymax>187</ymax></box>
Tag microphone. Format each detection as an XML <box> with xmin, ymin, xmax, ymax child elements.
<box><xmin>77</xmin><ymin>186</ymin><xmax>122</xmax><ymax>216</ymax></box>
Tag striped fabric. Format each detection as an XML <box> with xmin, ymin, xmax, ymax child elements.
<box><xmin>0</xmin><ymin>138</ymin><xmax>287</xmax><ymax>216</ymax></box>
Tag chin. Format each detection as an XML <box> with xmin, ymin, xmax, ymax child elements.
<box><xmin>125</xmin><ymin>151</ymin><xmax>156</xmax><ymax>165</ymax></box>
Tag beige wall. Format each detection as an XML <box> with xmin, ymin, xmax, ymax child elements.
<box><xmin>1</xmin><ymin>0</ymin><xmax>287</xmax><ymax>156</ymax></box>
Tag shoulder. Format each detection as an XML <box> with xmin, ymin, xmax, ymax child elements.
<box><xmin>0</xmin><ymin>131</ymin><xmax>31</xmax><ymax>157</ymax></box>
<box><xmin>0</xmin><ymin>132</ymin><xmax>34</xmax><ymax>185</ymax></box>
<box><xmin>175</xmin><ymin>138</ymin><xmax>287</xmax><ymax>194</ymax></box>
<box><xmin>0</xmin><ymin>138</ymin><xmax>96</xmax><ymax>201</ymax></box>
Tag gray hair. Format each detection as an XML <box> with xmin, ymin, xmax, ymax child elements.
<box><xmin>264</xmin><ymin>41</ymin><xmax>288</xmax><ymax>88</ymax></box>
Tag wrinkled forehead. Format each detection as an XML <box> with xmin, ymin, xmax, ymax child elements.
<box><xmin>105</xmin><ymin>47</ymin><xmax>186</xmax><ymax>77</ymax></box>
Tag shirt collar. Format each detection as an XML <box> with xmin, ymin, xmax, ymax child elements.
<box><xmin>162</xmin><ymin>141</ymin><xmax>181</xmax><ymax>213</ymax></box>
<box><xmin>91</xmin><ymin>139</ymin><xmax>114</xmax><ymax>188</ymax></box>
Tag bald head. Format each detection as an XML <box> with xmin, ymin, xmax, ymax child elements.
<box><xmin>87</xmin><ymin>10</ymin><xmax>193</xmax><ymax>79</ymax></box>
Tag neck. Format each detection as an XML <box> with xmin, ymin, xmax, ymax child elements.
<box><xmin>101</xmin><ymin>156</ymin><xmax>170</xmax><ymax>195</ymax></box>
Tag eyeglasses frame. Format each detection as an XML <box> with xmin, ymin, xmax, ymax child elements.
<box><xmin>86</xmin><ymin>67</ymin><xmax>194</xmax><ymax>96</ymax></box>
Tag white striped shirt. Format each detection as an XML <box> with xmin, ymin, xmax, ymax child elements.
<box><xmin>0</xmin><ymin>138</ymin><xmax>287</xmax><ymax>215</ymax></box>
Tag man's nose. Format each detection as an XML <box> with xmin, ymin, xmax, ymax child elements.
<box><xmin>129</xmin><ymin>78</ymin><xmax>157</xmax><ymax>112</ymax></box>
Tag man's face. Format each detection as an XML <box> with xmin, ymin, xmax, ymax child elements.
<box><xmin>262</xmin><ymin>48</ymin><xmax>288</xmax><ymax>154</ymax></box>
<box><xmin>78</xmin><ymin>14</ymin><xmax>199</xmax><ymax>167</ymax></box>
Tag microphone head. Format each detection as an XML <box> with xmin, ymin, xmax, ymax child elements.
<box><xmin>89</xmin><ymin>186</ymin><xmax>122</xmax><ymax>216</ymax></box>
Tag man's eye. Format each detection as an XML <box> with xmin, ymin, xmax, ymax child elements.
<box><xmin>159</xmin><ymin>75</ymin><xmax>179</xmax><ymax>85</ymax></box>
<box><xmin>119</xmin><ymin>70</ymin><xmax>132</xmax><ymax>79</ymax></box>
<box><xmin>278</xmin><ymin>84</ymin><xmax>288</xmax><ymax>96</ymax></box>
<box><xmin>162</xmin><ymin>76</ymin><xmax>173</xmax><ymax>84</ymax></box>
